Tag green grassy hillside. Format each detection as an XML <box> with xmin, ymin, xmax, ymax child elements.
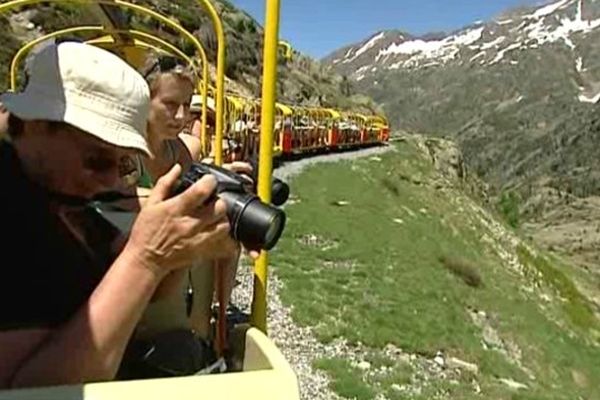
<box><xmin>272</xmin><ymin>138</ymin><xmax>600</xmax><ymax>399</ymax></box>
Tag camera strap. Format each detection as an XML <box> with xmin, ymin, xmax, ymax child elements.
<box><xmin>90</xmin><ymin>201</ymin><xmax>139</xmax><ymax>234</ymax></box>
<box><xmin>215</xmin><ymin>259</ymin><xmax>228</xmax><ymax>358</ymax></box>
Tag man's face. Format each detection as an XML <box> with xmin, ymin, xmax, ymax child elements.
<box><xmin>27</xmin><ymin>122</ymin><xmax>137</xmax><ymax>199</ymax></box>
<box><xmin>148</xmin><ymin>74</ymin><xmax>194</xmax><ymax>139</ymax></box>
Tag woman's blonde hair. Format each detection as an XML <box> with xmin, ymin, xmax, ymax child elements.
<box><xmin>143</xmin><ymin>58</ymin><xmax>196</xmax><ymax>97</ymax></box>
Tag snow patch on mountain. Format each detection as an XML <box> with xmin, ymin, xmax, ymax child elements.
<box><xmin>525</xmin><ymin>0</ymin><xmax>600</xmax><ymax>49</ymax></box>
<box><xmin>528</xmin><ymin>0</ymin><xmax>572</xmax><ymax>19</ymax></box>
<box><xmin>353</xmin><ymin>32</ymin><xmax>386</xmax><ymax>59</ymax></box>
<box><xmin>578</xmin><ymin>91</ymin><xmax>600</xmax><ymax>103</ymax></box>
<box><xmin>375</xmin><ymin>27</ymin><xmax>483</xmax><ymax>66</ymax></box>
<box><xmin>481</xmin><ymin>36</ymin><xmax>507</xmax><ymax>50</ymax></box>
<box><xmin>328</xmin><ymin>0</ymin><xmax>600</xmax><ymax>84</ymax></box>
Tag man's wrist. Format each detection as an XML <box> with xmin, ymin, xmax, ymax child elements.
<box><xmin>119</xmin><ymin>241</ymin><xmax>169</xmax><ymax>282</ymax></box>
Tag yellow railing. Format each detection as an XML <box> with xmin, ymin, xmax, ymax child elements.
<box><xmin>195</xmin><ymin>0</ymin><xmax>226</xmax><ymax>166</ymax></box>
<box><xmin>10</xmin><ymin>26</ymin><xmax>199</xmax><ymax>90</ymax></box>
<box><xmin>251</xmin><ymin>0</ymin><xmax>281</xmax><ymax>333</ymax></box>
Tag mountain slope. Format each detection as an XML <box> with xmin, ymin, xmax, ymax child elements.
<box><xmin>324</xmin><ymin>0</ymin><xmax>600</xmax><ymax>273</ymax></box>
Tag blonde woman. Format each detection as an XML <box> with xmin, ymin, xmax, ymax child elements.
<box><xmin>119</xmin><ymin>59</ymin><xmax>254</xmax><ymax>378</ymax></box>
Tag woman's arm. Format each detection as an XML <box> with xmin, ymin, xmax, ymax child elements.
<box><xmin>178</xmin><ymin>133</ymin><xmax>202</xmax><ymax>162</ymax></box>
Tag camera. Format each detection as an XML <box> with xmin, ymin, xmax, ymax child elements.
<box><xmin>173</xmin><ymin>162</ymin><xmax>288</xmax><ymax>251</ymax></box>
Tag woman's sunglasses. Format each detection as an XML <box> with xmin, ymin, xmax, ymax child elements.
<box><xmin>142</xmin><ymin>56</ymin><xmax>187</xmax><ymax>79</ymax></box>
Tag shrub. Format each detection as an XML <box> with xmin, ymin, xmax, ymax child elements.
<box><xmin>498</xmin><ymin>191</ymin><xmax>520</xmax><ymax>228</ymax></box>
<box><xmin>439</xmin><ymin>255</ymin><xmax>483</xmax><ymax>288</ymax></box>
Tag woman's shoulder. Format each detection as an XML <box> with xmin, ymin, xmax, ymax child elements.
<box><xmin>176</xmin><ymin>133</ymin><xmax>202</xmax><ymax>161</ymax></box>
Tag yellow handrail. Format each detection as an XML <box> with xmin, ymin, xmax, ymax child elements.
<box><xmin>251</xmin><ymin>0</ymin><xmax>280</xmax><ymax>333</ymax></box>
<box><xmin>10</xmin><ymin>25</ymin><xmax>99</xmax><ymax>91</ymax></box>
<box><xmin>195</xmin><ymin>0</ymin><xmax>226</xmax><ymax>166</ymax></box>
<box><xmin>278</xmin><ymin>40</ymin><xmax>292</xmax><ymax>61</ymax></box>
<box><xmin>10</xmin><ymin>26</ymin><xmax>198</xmax><ymax>90</ymax></box>
<box><xmin>275</xmin><ymin>103</ymin><xmax>293</xmax><ymax>116</ymax></box>
<box><xmin>0</xmin><ymin>0</ymin><xmax>219</xmax><ymax>160</ymax></box>
<box><xmin>89</xmin><ymin>35</ymin><xmax>192</xmax><ymax>64</ymax></box>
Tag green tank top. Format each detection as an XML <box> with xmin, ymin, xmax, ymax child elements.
<box><xmin>136</xmin><ymin>139</ymin><xmax>180</xmax><ymax>189</ymax></box>
<box><xmin>138</xmin><ymin>168</ymin><xmax>154</xmax><ymax>189</ymax></box>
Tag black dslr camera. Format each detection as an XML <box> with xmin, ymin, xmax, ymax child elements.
<box><xmin>173</xmin><ymin>162</ymin><xmax>289</xmax><ymax>251</ymax></box>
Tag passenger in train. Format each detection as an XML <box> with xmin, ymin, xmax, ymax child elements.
<box><xmin>138</xmin><ymin>59</ymin><xmax>201</xmax><ymax>186</ymax></box>
<box><xmin>189</xmin><ymin>93</ymin><xmax>216</xmax><ymax>140</ymax></box>
<box><xmin>227</xmin><ymin>138</ymin><xmax>243</xmax><ymax>162</ymax></box>
<box><xmin>228</xmin><ymin>114</ymin><xmax>248</xmax><ymax>162</ymax></box>
<box><xmin>0</xmin><ymin>42</ymin><xmax>236</xmax><ymax>388</ymax></box>
<box><xmin>117</xmin><ymin>60</ymin><xmax>254</xmax><ymax>378</ymax></box>
<box><xmin>189</xmin><ymin>93</ymin><xmax>222</xmax><ymax>162</ymax></box>
<box><xmin>195</xmin><ymin>97</ymin><xmax>245</xmax><ymax>164</ymax></box>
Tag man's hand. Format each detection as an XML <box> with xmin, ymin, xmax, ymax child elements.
<box><xmin>223</xmin><ymin>161</ymin><xmax>253</xmax><ymax>176</ymax></box>
<box><xmin>124</xmin><ymin>164</ymin><xmax>234</xmax><ymax>276</ymax></box>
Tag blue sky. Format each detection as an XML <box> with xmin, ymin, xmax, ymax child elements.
<box><xmin>230</xmin><ymin>0</ymin><xmax>546</xmax><ymax>59</ymax></box>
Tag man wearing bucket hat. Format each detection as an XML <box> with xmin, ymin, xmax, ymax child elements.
<box><xmin>0</xmin><ymin>42</ymin><xmax>237</xmax><ymax>388</ymax></box>
<box><xmin>189</xmin><ymin>93</ymin><xmax>215</xmax><ymax>143</ymax></box>
<box><xmin>188</xmin><ymin>94</ymin><xmax>238</xmax><ymax>163</ymax></box>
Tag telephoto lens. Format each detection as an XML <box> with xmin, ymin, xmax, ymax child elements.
<box><xmin>218</xmin><ymin>191</ymin><xmax>285</xmax><ymax>251</ymax></box>
<box><xmin>173</xmin><ymin>163</ymin><xmax>287</xmax><ymax>251</ymax></box>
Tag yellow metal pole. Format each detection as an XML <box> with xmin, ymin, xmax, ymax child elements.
<box><xmin>201</xmin><ymin>58</ymin><xmax>209</xmax><ymax>157</ymax></box>
<box><xmin>90</xmin><ymin>31</ymin><xmax>196</xmax><ymax>66</ymax></box>
<box><xmin>196</xmin><ymin>0</ymin><xmax>226</xmax><ymax>166</ymax></box>
<box><xmin>251</xmin><ymin>0</ymin><xmax>281</xmax><ymax>333</ymax></box>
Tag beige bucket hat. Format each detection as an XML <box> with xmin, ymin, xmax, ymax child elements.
<box><xmin>190</xmin><ymin>94</ymin><xmax>215</xmax><ymax>113</ymax></box>
<box><xmin>0</xmin><ymin>42</ymin><xmax>152</xmax><ymax>156</ymax></box>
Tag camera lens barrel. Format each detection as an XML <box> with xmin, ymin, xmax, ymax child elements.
<box><xmin>219</xmin><ymin>191</ymin><xmax>286</xmax><ymax>251</ymax></box>
<box><xmin>173</xmin><ymin>163</ymin><xmax>288</xmax><ymax>251</ymax></box>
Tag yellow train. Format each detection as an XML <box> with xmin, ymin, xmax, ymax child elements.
<box><xmin>217</xmin><ymin>95</ymin><xmax>390</xmax><ymax>162</ymax></box>
<box><xmin>0</xmin><ymin>0</ymin><xmax>390</xmax><ymax>398</ymax></box>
